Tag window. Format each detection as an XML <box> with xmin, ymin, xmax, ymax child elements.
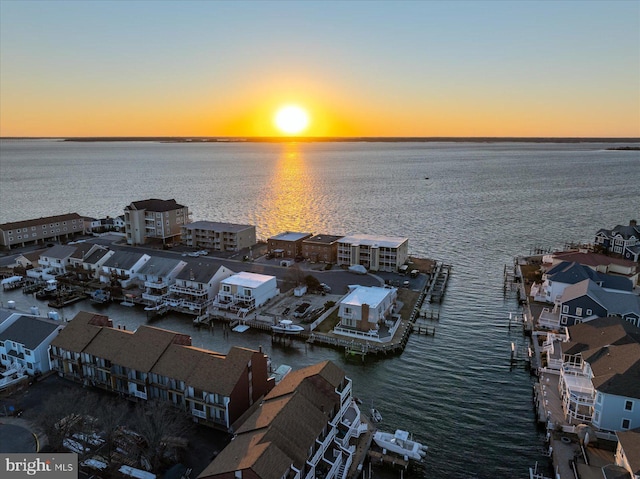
<box><xmin>27</xmin><ymin>362</ymin><xmax>33</xmax><ymax>369</ymax></box>
<box><xmin>562</xmin><ymin>305</ymin><xmax>569</xmax><ymax>313</ymax></box>
<box><xmin>576</xmin><ymin>307</ymin><xmax>582</xmax><ymax>316</ymax></box>
<box><xmin>31</xmin><ymin>226</ymin><xmax>36</xmax><ymax>231</ymax></box>
<box><xmin>586</xmin><ymin>309</ymin><xmax>592</xmax><ymax>316</ymax></box>
<box><xmin>625</xmin><ymin>400</ymin><xmax>633</xmax><ymax>411</ymax></box>
<box><xmin>622</xmin><ymin>419</ymin><xmax>631</xmax><ymax>429</ymax></box>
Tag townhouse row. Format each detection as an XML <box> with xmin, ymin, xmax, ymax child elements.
<box><xmin>48</xmin><ymin>311</ymin><xmax>273</xmax><ymax>431</ymax></box>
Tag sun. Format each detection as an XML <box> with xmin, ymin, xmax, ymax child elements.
<box><xmin>274</xmin><ymin>105</ymin><xmax>310</xmax><ymax>135</ymax></box>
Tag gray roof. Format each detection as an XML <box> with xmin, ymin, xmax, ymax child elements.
<box><xmin>303</xmin><ymin>234</ymin><xmax>343</xmax><ymax>245</ymax></box>
<box><xmin>617</xmin><ymin>428</ymin><xmax>640</xmax><ymax>476</ymax></box>
<box><xmin>175</xmin><ymin>262</ymin><xmax>230</xmax><ymax>284</ymax></box>
<box><xmin>102</xmin><ymin>250</ymin><xmax>147</xmax><ymax>270</ymax></box>
<box><xmin>548</xmin><ymin>261</ymin><xmax>632</xmax><ymax>292</ymax></box>
<box><xmin>138</xmin><ymin>257</ymin><xmax>185</xmax><ymax>278</ymax></box>
<box><xmin>183</xmin><ymin>221</ymin><xmax>254</xmax><ymax>232</ymax></box>
<box><xmin>0</xmin><ymin>315</ymin><xmax>62</xmax><ymax>349</ymax></box>
<box><xmin>561</xmin><ymin>279</ymin><xmax>640</xmax><ymax>316</ymax></box>
<box><xmin>268</xmin><ymin>231</ymin><xmax>312</xmax><ymax>242</ymax></box>
<box><xmin>126</xmin><ymin>198</ymin><xmax>185</xmax><ymax>212</ymax></box>
<box><xmin>42</xmin><ymin>244</ymin><xmax>77</xmax><ymax>260</ymax></box>
<box><xmin>84</xmin><ymin>248</ymin><xmax>111</xmax><ymax>265</ymax></box>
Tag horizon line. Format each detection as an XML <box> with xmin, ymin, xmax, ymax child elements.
<box><xmin>1</xmin><ymin>136</ymin><xmax>639</xmax><ymax>143</ymax></box>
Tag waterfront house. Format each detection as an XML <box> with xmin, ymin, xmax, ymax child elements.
<box><xmin>49</xmin><ymin>311</ymin><xmax>272</xmax><ymax>431</ymax></box>
<box><xmin>168</xmin><ymin>263</ymin><xmax>235</xmax><ymax>315</ymax></box>
<box><xmin>82</xmin><ymin>217</ymin><xmax>102</xmax><ymax>233</ymax></box>
<box><xmin>137</xmin><ymin>257</ymin><xmax>187</xmax><ymax>306</ymax></box>
<box><xmin>0</xmin><ymin>312</ymin><xmax>65</xmax><ymax>375</ymax></box>
<box><xmin>615</xmin><ymin>428</ymin><xmax>640</xmax><ymax>478</ymax></box>
<box><xmin>181</xmin><ymin>221</ymin><xmax>256</xmax><ymax>252</ymax></box>
<box><xmin>336</xmin><ymin>234</ymin><xmax>408</xmax><ymax>272</ymax></box>
<box><xmin>11</xmin><ymin>249</ymin><xmax>47</xmax><ymax>269</ymax></box>
<box><xmin>113</xmin><ymin>215</ymin><xmax>126</xmax><ymax>231</ymax></box>
<box><xmin>544</xmin><ymin>250</ymin><xmax>639</xmax><ymax>287</ymax></box>
<box><xmin>99</xmin><ymin>251</ymin><xmax>151</xmax><ymax>289</ymax></box>
<box><xmin>336</xmin><ymin>285</ymin><xmax>398</xmax><ymax>337</ymax></box>
<box><xmin>267</xmin><ymin>231</ymin><xmax>313</xmax><ymax>259</ymax></box>
<box><xmin>595</xmin><ymin>220</ymin><xmax>640</xmax><ymax>262</ymax></box>
<box><xmin>198</xmin><ymin>361</ymin><xmax>367</xmax><ymax>479</ymax></box>
<box><xmin>124</xmin><ymin>198</ymin><xmax>190</xmax><ymax>246</ymax></box>
<box><xmin>302</xmin><ymin>234</ymin><xmax>343</xmax><ymax>263</ymax></box>
<box><xmin>79</xmin><ymin>247</ymin><xmax>114</xmax><ymax>280</ymax></box>
<box><xmin>557</xmin><ymin>279</ymin><xmax>640</xmax><ymax>327</ymax></box>
<box><xmin>38</xmin><ymin>245</ymin><xmax>78</xmax><ymax>275</ymax></box>
<box><xmin>555</xmin><ymin>317</ymin><xmax>640</xmax><ymax>432</ymax></box>
<box><xmin>533</xmin><ymin>261</ymin><xmax>633</xmax><ymax>304</ymax></box>
<box><xmin>0</xmin><ymin>213</ymin><xmax>85</xmax><ymax>250</ymax></box>
<box><xmin>212</xmin><ymin>272</ymin><xmax>279</xmax><ymax>317</ymax></box>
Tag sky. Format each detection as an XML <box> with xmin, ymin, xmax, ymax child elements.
<box><xmin>0</xmin><ymin>0</ymin><xmax>638</xmax><ymax>138</ymax></box>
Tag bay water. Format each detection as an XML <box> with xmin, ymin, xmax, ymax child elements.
<box><xmin>0</xmin><ymin>140</ymin><xmax>638</xmax><ymax>477</ymax></box>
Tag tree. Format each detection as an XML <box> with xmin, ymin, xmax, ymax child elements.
<box><xmin>304</xmin><ymin>274</ymin><xmax>321</xmax><ymax>291</ymax></box>
<box><xmin>129</xmin><ymin>400</ymin><xmax>192</xmax><ymax>470</ymax></box>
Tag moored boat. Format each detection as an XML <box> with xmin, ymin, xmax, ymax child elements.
<box><xmin>373</xmin><ymin>429</ymin><xmax>427</xmax><ymax>461</ymax></box>
<box><xmin>271</xmin><ymin>319</ymin><xmax>304</xmax><ymax>335</ymax></box>
<box><xmin>90</xmin><ymin>289</ymin><xmax>111</xmax><ymax>304</ymax></box>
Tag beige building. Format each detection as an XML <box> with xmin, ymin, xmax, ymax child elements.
<box><xmin>181</xmin><ymin>221</ymin><xmax>256</xmax><ymax>252</ymax></box>
<box><xmin>124</xmin><ymin>198</ymin><xmax>189</xmax><ymax>246</ymax></box>
<box><xmin>336</xmin><ymin>234</ymin><xmax>409</xmax><ymax>272</ymax></box>
<box><xmin>0</xmin><ymin>213</ymin><xmax>85</xmax><ymax>249</ymax></box>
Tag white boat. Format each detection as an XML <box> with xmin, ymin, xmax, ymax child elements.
<box><xmin>271</xmin><ymin>319</ymin><xmax>304</xmax><ymax>335</ymax></box>
<box><xmin>373</xmin><ymin>429</ymin><xmax>427</xmax><ymax>461</ymax></box>
<box><xmin>370</xmin><ymin>407</ymin><xmax>383</xmax><ymax>423</ymax></box>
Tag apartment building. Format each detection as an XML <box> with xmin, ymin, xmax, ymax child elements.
<box><xmin>0</xmin><ymin>213</ymin><xmax>85</xmax><ymax>249</ymax></box>
<box><xmin>336</xmin><ymin>234</ymin><xmax>409</xmax><ymax>272</ymax></box>
<box><xmin>267</xmin><ymin>231</ymin><xmax>313</xmax><ymax>258</ymax></box>
<box><xmin>124</xmin><ymin>199</ymin><xmax>189</xmax><ymax>246</ymax></box>
<box><xmin>302</xmin><ymin>234</ymin><xmax>343</xmax><ymax>263</ymax></box>
<box><xmin>198</xmin><ymin>361</ymin><xmax>367</xmax><ymax>479</ymax></box>
<box><xmin>181</xmin><ymin>221</ymin><xmax>256</xmax><ymax>252</ymax></box>
<box><xmin>49</xmin><ymin>311</ymin><xmax>273</xmax><ymax>431</ymax></box>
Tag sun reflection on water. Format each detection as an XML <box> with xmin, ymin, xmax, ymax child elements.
<box><xmin>260</xmin><ymin>143</ymin><xmax>321</xmax><ymax>238</ymax></box>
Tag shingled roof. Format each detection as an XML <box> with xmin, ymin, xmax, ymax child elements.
<box><xmin>617</xmin><ymin>428</ymin><xmax>640</xmax><ymax>477</ymax></box>
<box><xmin>198</xmin><ymin>360</ymin><xmax>346</xmax><ymax>479</ymax></box>
<box><xmin>50</xmin><ymin>312</ymin><xmax>111</xmax><ymax>352</ymax></box>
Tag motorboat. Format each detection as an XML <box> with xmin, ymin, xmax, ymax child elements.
<box><xmin>90</xmin><ymin>289</ymin><xmax>111</xmax><ymax>304</ymax></box>
<box><xmin>373</xmin><ymin>429</ymin><xmax>427</xmax><ymax>461</ymax></box>
<box><xmin>271</xmin><ymin>319</ymin><xmax>304</xmax><ymax>335</ymax></box>
<box><xmin>370</xmin><ymin>407</ymin><xmax>383</xmax><ymax>423</ymax></box>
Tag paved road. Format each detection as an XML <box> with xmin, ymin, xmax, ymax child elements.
<box><xmin>0</xmin><ymin>420</ymin><xmax>37</xmax><ymax>452</ymax></box>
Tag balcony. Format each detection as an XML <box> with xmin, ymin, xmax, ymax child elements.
<box><xmin>145</xmin><ymin>279</ymin><xmax>169</xmax><ymax>289</ymax></box>
<box><xmin>170</xmin><ymin>284</ymin><xmax>207</xmax><ymax>296</ymax></box>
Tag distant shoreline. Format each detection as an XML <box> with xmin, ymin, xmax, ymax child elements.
<box><xmin>1</xmin><ymin>136</ymin><xmax>639</xmax><ymax>144</ymax></box>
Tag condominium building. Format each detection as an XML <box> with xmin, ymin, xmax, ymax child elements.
<box><xmin>267</xmin><ymin>231</ymin><xmax>313</xmax><ymax>258</ymax></box>
<box><xmin>198</xmin><ymin>361</ymin><xmax>367</xmax><ymax>479</ymax></box>
<box><xmin>49</xmin><ymin>311</ymin><xmax>273</xmax><ymax>431</ymax></box>
<box><xmin>181</xmin><ymin>221</ymin><xmax>256</xmax><ymax>252</ymax></box>
<box><xmin>302</xmin><ymin>234</ymin><xmax>343</xmax><ymax>263</ymax></box>
<box><xmin>0</xmin><ymin>213</ymin><xmax>85</xmax><ymax>249</ymax></box>
<box><xmin>336</xmin><ymin>234</ymin><xmax>409</xmax><ymax>272</ymax></box>
<box><xmin>124</xmin><ymin>199</ymin><xmax>189</xmax><ymax>246</ymax></box>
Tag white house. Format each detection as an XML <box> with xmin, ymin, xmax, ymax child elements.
<box><xmin>38</xmin><ymin>244</ymin><xmax>78</xmax><ymax>275</ymax></box>
<box><xmin>138</xmin><ymin>257</ymin><xmax>187</xmax><ymax>306</ymax></box>
<box><xmin>100</xmin><ymin>251</ymin><xmax>151</xmax><ymax>289</ymax></box>
<box><xmin>213</xmin><ymin>272</ymin><xmax>278</xmax><ymax>317</ymax></box>
<box><xmin>337</xmin><ymin>285</ymin><xmax>397</xmax><ymax>334</ymax></box>
<box><xmin>81</xmin><ymin>247</ymin><xmax>114</xmax><ymax>280</ymax></box>
<box><xmin>0</xmin><ymin>312</ymin><xmax>65</xmax><ymax>376</ymax></box>
<box><xmin>168</xmin><ymin>264</ymin><xmax>235</xmax><ymax>316</ymax></box>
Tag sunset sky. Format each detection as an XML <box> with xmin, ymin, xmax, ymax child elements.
<box><xmin>1</xmin><ymin>0</ymin><xmax>638</xmax><ymax>138</ymax></box>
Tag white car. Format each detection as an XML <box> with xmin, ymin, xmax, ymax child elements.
<box><xmin>198</xmin><ymin>250</ymin><xmax>209</xmax><ymax>256</ymax></box>
<box><xmin>188</xmin><ymin>252</ymin><xmax>200</xmax><ymax>257</ymax></box>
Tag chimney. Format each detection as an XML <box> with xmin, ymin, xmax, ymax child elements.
<box><xmin>630</xmin><ymin>219</ymin><xmax>637</xmax><ymax>226</ymax></box>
